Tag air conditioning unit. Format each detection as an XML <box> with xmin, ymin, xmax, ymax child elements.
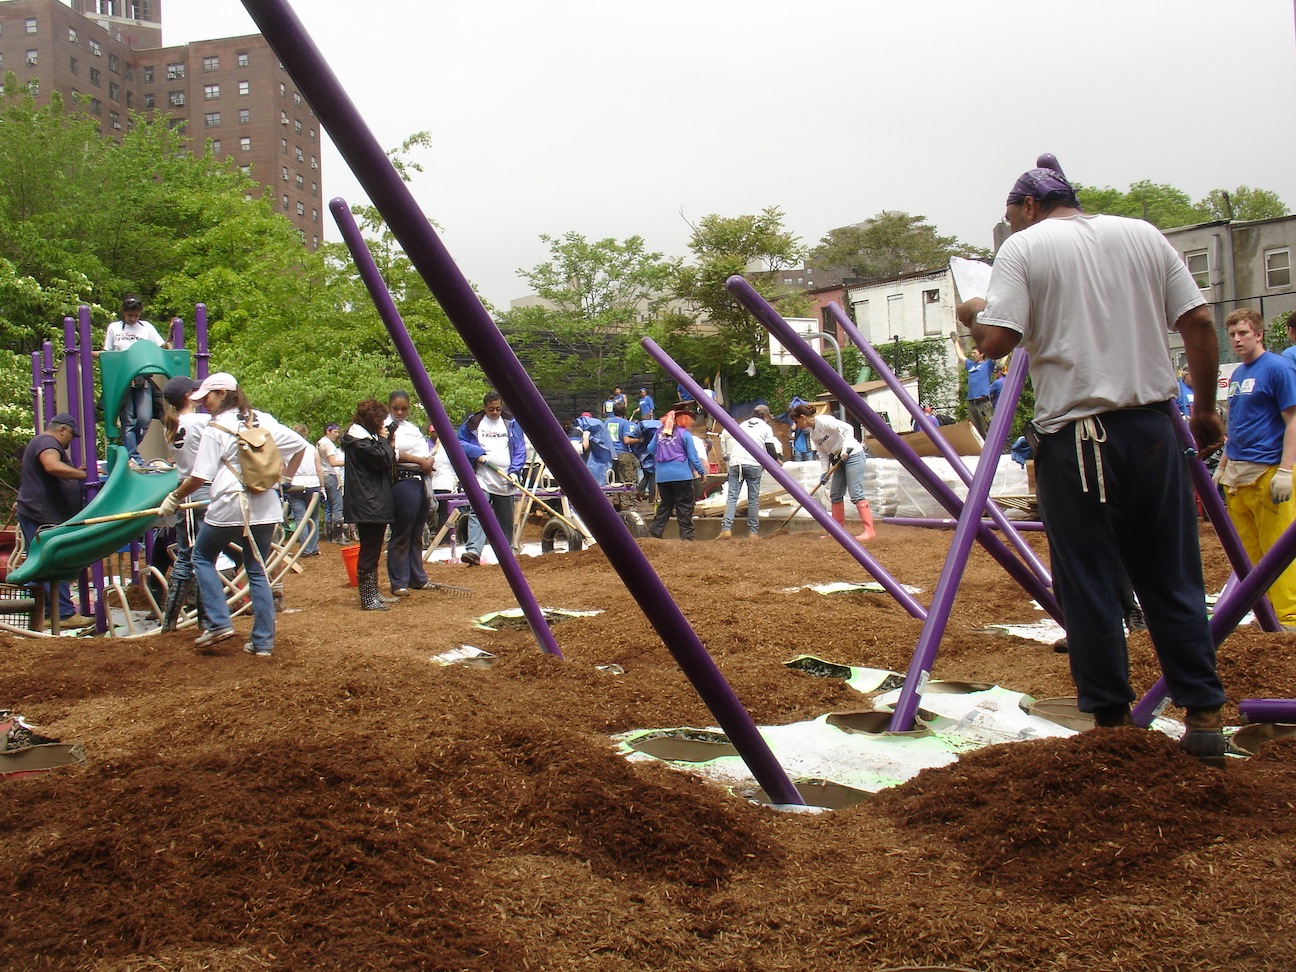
<box><xmin>112</xmin><ymin>121</ymin><xmax>122</xmax><ymax>130</ymax></box>
<box><xmin>310</xmin><ymin>161</ymin><xmax>318</xmax><ymax>169</ymax></box>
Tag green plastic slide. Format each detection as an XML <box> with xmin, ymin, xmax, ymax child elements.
<box><xmin>8</xmin><ymin>446</ymin><xmax>178</xmax><ymax>585</ymax></box>
<box><xmin>100</xmin><ymin>342</ymin><xmax>192</xmax><ymax>441</ymax></box>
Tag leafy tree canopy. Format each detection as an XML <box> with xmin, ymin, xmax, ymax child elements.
<box><xmin>809</xmin><ymin>211</ymin><xmax>992</xmax><ymax>281</ymax></box>
<box><xmin>1077</xmin><ymin>180</ymin><xmax>1288</xmax><ymax>228</ymax></box>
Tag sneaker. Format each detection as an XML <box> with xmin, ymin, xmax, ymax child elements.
<box><xmin>59</xmin><ymin>613</ymin><xmax>95</xmax><ymax>628</ymax></box>
<box><xmin>194</xmin><ymin>626</ymin><xmax>236</xmax><ymax>648</ymax></box>
<box><xmin>243</xmin><ymin>642</ymin><xmax>273</xmax><ymax>657</ymax></box>
<box><xmin>391</xmin><ymin>588</ymin><xmax>412</xmax><ymax>597</ymax></box>
<box><xmin>1125</xmin><ymin>605</ymin><xmax>1147</xmax><ymax>632</ymax></box>
<box><xmin>461</xmin><ymin>550</ymin><xmax>480</xmax><ymax>566</ymax></box>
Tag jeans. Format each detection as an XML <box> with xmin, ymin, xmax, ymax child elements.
<box><xmin>827</xmin><ymin>450</ymin><xmax>868</xmax><ymax>504</ymax></box>
<box><xmin>388</xmin><ymin>477</ymin><xmax>430</xmax><ymax>589</ymax></box>
<box><xmin>120</xmin><ymin>383</ymin><xmax>154</xmax><ymax>463</ymax></box>
<box><xmin>321</xmin><ymin>474</ymin><xmax>341</xmax><ymax>526</ymax></box>
<box><xmin>193</xmin><ymin>522</ymin><xmax>277</xmax><ymax>650</ymax></box>
<box><xmin>170</xmin><ymin>485</ymin><xmax>211</xmax><ymax>625</ymax></box>
<box><xmin>721</xmin><ymin>463</ymin><xmax>763</xmax><ymax>534</ymax></box>
<box><xmin>792</xmin><ymin>450</ymin><xmax>815</xmax><ymax>462</ymax></box>
<box><xmin>18</xmin><ymin>516</ymin><xmax>76</xmax><ymax>619</ymax></box>
<box><xmin>285</xmin><ymin>488</ymin><xmax>320</xmax><ymax>555</ymax></box>
<box><xmin>1034</xmin><ymin>404</ymin><xmax>1224</xmax><ymax>714</ymax></box>
<box><xmin>466</xmin><ymin>491</ymin><xmax>515</xmax><ymax>555</ymax></box>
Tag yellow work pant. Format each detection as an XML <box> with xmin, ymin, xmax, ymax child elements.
<box><xmin>1225</xmin><ymin>465</ymin><xmax>1296</xmax><ymax>626</ymax></box>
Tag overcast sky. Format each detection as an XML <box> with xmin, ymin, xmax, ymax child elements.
<box><xmin>161</xmin><ymin>0</ymin><xmax>1296</xmax><ymax>309</ymax></box>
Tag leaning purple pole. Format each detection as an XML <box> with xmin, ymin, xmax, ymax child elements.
<box><xmin>726</xmin><ymin>276</ymin><xmax>1062</xmax><ymax>622</ymax></box>
<box><xmin>240</xmin><ymin>0</ymin><xmax>802</xmax><ymax>806</ymax></box>
<box><xmin>644</xmin><ymin>339</ymin><xmax>926</xmax><ymax>620</ymax></box>
<box><xmin>881</xmin><ymin>517</ymin><xmax>1045</xmax><ymax>532</ymax></box>
<box><xmin>1132</xmin><ymin>516</ymin><xmax>1296</xmax><ymax>725</ymax></box>
<box><xmin>332</xmin><ymin>199</ymin><xmax>561</xmax><ymax>658</ymax></box>
<box><xmin>1171</xmin><ymin>412</ymin><xmax>1281</xmax><ymax>632</ymax></box>
<box><xmin>1238</xmin><ymin>699</ymin><xmax>1296</xmax><ymax>724</ymax></box>
<box><xmin>826</xmin><ymin>302</ymin><xmax>1051</xmax><ymax>588</ymax></box>
<box><xmin>888</xmin><ymin>350</ymin><xmax>1030</xmax><ymax>731</ymax></box>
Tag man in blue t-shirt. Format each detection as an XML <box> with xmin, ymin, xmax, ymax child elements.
<box><xmin>951</xmin><ymin>332</ymin><xmax>997</xmax><ymax>436</ymax></box>
<box><xmin>636</xmin><ymin>387</ymin><xmax>654</xmax><ymax>421</ymax></box>
<box><xmin>1217</xmin><ymin>307</ymin><xmax>1296</xmax><ymax>627</ymax></box>
<box><xmin>605</xmin><ymin>402</ymin><xmax>642</xmax><ymax>485</ymax></box>
<box><xmin>1283</xmin><ymin>314</ymin><xmax>1296</xmax><ymax>369</ymax></box>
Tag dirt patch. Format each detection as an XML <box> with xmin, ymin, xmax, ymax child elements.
<box><xmin>4</xmin><ymin>520</ymin><xmax>1296</xmax><ymax>970</ymax></box>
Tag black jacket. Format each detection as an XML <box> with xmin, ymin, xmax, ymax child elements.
<box><xmin>341</xmin><ymin>428</ymin><xmax>396</xmax><ymax>524</ymax></box>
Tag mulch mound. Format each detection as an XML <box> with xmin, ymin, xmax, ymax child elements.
<box><xmin>4</xmin><ymin>520</ymin><xmax>1296</xmax><ymax>970</ymax></box>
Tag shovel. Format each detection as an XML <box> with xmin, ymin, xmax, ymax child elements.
<box><xmin>766</xmin><ymin>454</ymin><xmax>845</xmax><ymax>537</ymax></box>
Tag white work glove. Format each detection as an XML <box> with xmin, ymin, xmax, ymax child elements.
<box><xmin>1211</xmin><ymin>462</ymin><xmax>1226</xmax><ymax>488</ymax></box>
<box><xmin>1271</xmin><ymin>467</ymin><xmax>1293</xmax><ymax>504</ymax></box>
<box><xmin>158</xmin><ymin>490</ymin><xmax>182</xmax><ymax>516</ymax></box>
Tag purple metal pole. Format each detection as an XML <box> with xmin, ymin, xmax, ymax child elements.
<box><xmin>195</xmin><ymin>304</ymin><xmax>210</xmax><ymax>380</ymax></box>
<box><xmin>170</xmin><ymin>317</ymin><xmax>184</xmax><ymax>349</ymax></box>
<box><xmin>61</xmin><ymin>323</ymin><xmax>83</xmax><ymax>470</ymax></box>
<box><xmin>29</xmin><ymin>352</ymin><xmax>41</xmax><ymax>432</ymax></box>
<box><xmin>726</xmin><ymin>276</ymin><xmax>1062</xmax><ymax>622</ymax></box>
<box><xmin>240</xmin><ymin>0</ymin><xmax>803</xmax><ymax>806</ymax></box>
<box><xmin>77</xmin><ymin>305</ymin><xmax>105</xmax><ymax>630</ymax></box>
<box><xmin>644</xmin><ymin>339</ymin><xmax>926</xmax><ymax>620</ymax></box>
<box><xmin>42</xmin><ymin>341</ymin><xmax>56</xmax><ymax>428</ymax></box>
<box><xmin>1171</xmin><ymin>412</ymin><xmax>1281</xmax><ymax>632</ymax></box>
<box><xmin>332</xmin><ymin>200</ymin><xmax>562</xmax><ymax>658</ymax></box>
<box><xmin>888</xmin><ymin>350</ymin><xmax>1029</xmax><ymax>731</ymax></box>
<box><xmin>1132</xmin><ymin>515</ymin><xmax>1296</xmax><ymax>725</ymax></box>
<box><xmin>880</xmin><ymin>517</ymin><xmax>1046</xmax><ymax>532</ymax></box>
<box><xmin>1238</xmin><ymin>699</ymin><xmax>1296</xmax><ymax>724</ymax></box>
<box><xmin>827</xmin><ymin>302</ymin><xmax>1051</xmax><ymax>587</ymax></box>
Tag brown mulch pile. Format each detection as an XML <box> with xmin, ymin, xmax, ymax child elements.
<box><xmin>4</xmin><ymin>519</ymin><xmax>1296</xmax><ymax>971</ymax></box>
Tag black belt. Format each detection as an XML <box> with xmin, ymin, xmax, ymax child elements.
<box><xmin>969</xmin><ymin>396</ymin><xmax>990</xmax><ymax>403</ymax></box>
<box><xmin>396</xmin><ymin>469</ymin><xmax>424</xmax><ymax>481</ymax></box>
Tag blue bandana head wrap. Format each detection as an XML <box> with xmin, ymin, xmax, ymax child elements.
<box><xmin>1006</xmin><ymin>153</ymin><xmax>1081</xmax><ymax>208</ymax></box>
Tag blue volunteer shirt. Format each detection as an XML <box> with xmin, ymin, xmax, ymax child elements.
<box><xmin>965</xmin><ymin>358</ymin><xmax>994</xmax><ymax>400</ymax></box>
<box><xmin>1226</xmin><ymin>351</ymin><xmax>1296</xmax><ymax>465</ymax></box>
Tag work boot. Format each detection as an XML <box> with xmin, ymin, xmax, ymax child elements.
<box><xmin>1092</xmin><ymin>703</ymin><xmax>1134</xmax><ymax>728</ymax></box>
<box><xmin>160</xmin><ymin>576</ymin><xmax>191</xmax><ymax>632</ymax></box>
<box><xmin>822</xmin><ymin>501</ymin><xmax>846</xmax><ymax>538</ymax></box>
<box><xmin>1180</xmin><ymin>706</ymin><xmax>1227</xmax><ymax>767</ymax></box>
<box><xmin>854</xmin><ymin>499</ymin><xmax>876</xmax><ymax>541</ymax></box>
<box><xmin>358</xmin><ymin>569</ymin><xmax>389</xmax><ymax>611</ymax></box>
<box><xmin>718</xmin><ymin>529</ymin><xmax>732</xmax><ymax>540</ymax></box>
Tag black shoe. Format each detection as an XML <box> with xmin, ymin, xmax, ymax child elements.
<box><xmin>1052</xmin><ymin>637</ymin><xmax>1069</xmax><ymax>654</ymax></box>
<box><xmin>461</xmin><ymin>550</ymin><xmax>480</xmax><ymax>566</ymax></box>
<box><xmin>1092</xmin><ymin>704</ymin><xmax>1134</xmax><ymax>728</ymax></box>
<box><xmin>1179</xmin><ymin>729</ymin><xmax>1227</xmax><ymax>767</ymax></box>
<box><xmin>1125</xmin><ymin>606</ymin><xmax>1147</xmax><ymax>632</ymax></box>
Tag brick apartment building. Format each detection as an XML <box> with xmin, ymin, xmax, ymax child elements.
<box><xmin>0</xmin><ymin>0</ymin><xmax>322</xmax><ymax>247</ymax></box>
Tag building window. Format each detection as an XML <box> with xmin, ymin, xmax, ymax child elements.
<box><xmin>25</xmin><ymin>18</ymin><xmax>37</xmax><ymax>34</ymax></box>
<box><xmin>202</xmin><ymin>55</ymin><xmax>219</xmax><ymax>72</ymax></box>
<box><xmin>279</xmin><ymin>82</ymin><xmax>286</xmax><ymax>96</ymax></box>
<box><xmin>1266</xmin><ymin>249</ymin><xmax>1292</xmax><ymax>290</ymax></box>
<box><xmin>204</xmin><ymin>112</ymin><xmax>220</xmax><ymax>128</ymax></box>
<box><xmin>311</xmin><ymin>182</ymin><xmax>318</xmax><ymax>196</ymax></box>
<box><xmin>293</xmin><ymin>92</ymin><xmax>301</xmax><ymax>106</ymax></box>
<box><xmin>294</xmin><ymin>147</ymin><xmax>303</xmax><ymax>162</ymax></box>
<box><xmin>29</xmin><ymin>80</ymin><xmax>40</xmax><ymax>96</ymax></box>
<box><xmin>90</xmin><ymin>67</ymin><xmax>101</xmax><ymax>86</ymax></box>
<box><xmin>239</xmin><ymin>108</ymin><xmax>250</xmax><ymax>124</ymax></box>
<box><xmin>109</xmin><ymin>112</ymin><xmax>121</xmax><ymax>131</ymax></box>
<box><xmin>239</xmin><ymin>80</ymin><xmax>249</xmax><ymax>96</ymax></box>
<box><xmin>109</xmin><ymin>53</ymin><xmax>118</xmax><ymax>73</ymax></box>
<box><xmin>309</xmin><ymin>155</ymin><xmax>317</xmax><ymax>169</ymax></box>
<box><xmin>309</xmin><ymin>128</ymin><xmax>316</xmax><ymax>143</ymax></box>
<box><xmin>109</xmin><ymin>81</ymin><xmax>120</xmax><ymax>102</ymax></box>
<box><xmin>295</xmin><ymin>174</ymin><xmax>303</xmax><ymax>189</ymax></box>
<box><xmin>89</xmin><ymin>39</ymin><xmax>100</xmax><ymax>56</ymax></box>
<box><xmin>296</xmin><ymin>201</ymin><xmax>305</xmax><ymax>217</ymax></box>
<box><xmin>280</xmin><ymin>137</ymin><xmax>288</xmax><ymax>153</ymax></box>
<box><xmin>280</xmin><ymin>109</ymin><xmax>288</xmax><ymax>125</ymax></box>
<box><xmin>88</xmin><ymin>97</ymin><xmax>101</xmax><ymax>115</ymax></box>
<box><xmin>167</xmin><ymin>62</ymin><xmax>185</xmax><ymax>80</ymax></box>
<box><xmin>143</xmin><ymin>93</ymin><xmax>154</xmax><ymax>109</ymax></box>
<box><xmin>312</xmin><ymin>236</ymin><xmax>319</xmax><ymax>248</ymax></box>
<box><xmin>240</xmin><ymin>165</ymin><xmax>252</xmax><ymax>176</ymax></box>
<box><xmin>168</xmin><ymin>90</ymin><xmax>186</xmax><ymax>107</ymax></box>
<box><xmin>68</xmin><ymin>27</ymin><xmax>78</xmax><ymax>42</ymax></box>
<box><xmin>282</xmin><ymin>194</ymin><xmax>289</xmax><ymax>211</ymax></box>
<box><xmin>1185</xmin><ymin>249</ymin><xmax>1209</xmax><ymax>290</ymax></box>
<box><xmin>124</xmin><ymin>65</ymin><xmax>132</xmax><ymax>81</ymax></box>
<box><xmin>281</xmin><ymin>165</ymin><xmax>289</xmax><ymax>181</ymax></box>
<box><xmin>240</xmin><ymin>137</ymin><xmax>252</xmax><ymax>152</ymax></box>
<box><xmin>312</xmin><ymin>209</ymin><xmax>319</xmax><ymax>223</ymax></box>
<box><xmin>203</xmin><ymin>84</ymin><xmax>220</xmax><ymax>100</ymax></box>
<box><xmin>70</xmin><ymin>56</ymin><xmax>78</xmax><ymax>75</ymax></box>
<box><xmin>143</xmin><ymin>65</ymin><xmax>154</xmax><ymax>82</ymax></box>
<box><xmin>26</xmin><ymin>50</ymin><xmax>38</xmax><ymax>67</ymax></box>
<box><xmin>294</xmin><ymin>120</ymin><xmax>302</xmax><ymax>134</ymax></box>
<box><xmin>211</xmin><ymin>139</ymin><xmax>221</xmax><ymax>154</ymax></box>
<box><xmin>237</xmin><ymin>52</ymin><xmax>249</xmax><ymax>67</ymax></box>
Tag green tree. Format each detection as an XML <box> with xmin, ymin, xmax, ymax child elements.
<box><xmin>809</xmin><ymin>211</ymin><xmax>992</xmax><ymax>280</ymax></box>
<box><xmin>670</xmin><ymin>207</ymin><xmax>808</xmax><ymax>373</ymax></box>
<box><xmin>1196</xmin><ymin>186</ymin><xmax>1288</xmax><ymax>221</ymax></box>
<box><xmin>505</xmin><ymin>233</ymin><xmax>680</xmax><ymax>396</ymax></box>
<box><xmin>1078</xmin><ymin>179</ymin><xmax>1288</xmax><ymax>229</ymax></box>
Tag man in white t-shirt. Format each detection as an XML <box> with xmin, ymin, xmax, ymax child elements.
<box><xmin>719</xmin><ymin>404</ymin><xmax>781</xmax><ymax>539</ymax></box>
<box><xmin>316</xmin><ymin>423</ymin><xmax>345</xmax><ymax>541</ymax></box>
<box><xmin>100</xmin><ymin>294</ymin><xmax>170</xmax><ymax>464</ymax></box>
<box><xmin>455</xmin><ymin>391</ymin><xmax>525</xmax><ymax>566</ymax></box>
<box><xmin>957</xmin><ymin>153</ymin><xmax>1227</xmax><ymax>764</ymax></box>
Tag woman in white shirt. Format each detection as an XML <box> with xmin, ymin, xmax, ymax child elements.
<box><xmin>161</xmin><ymin>372</ymin><xmax>307</xmax><ymax>655</ymax></box>
<box><xmin>789</xmin><ymin>404</ymin><xmax>875</xmax><ymax>541</ymax></box>
<box><xmin>386</xmin><ymin>390</ymin><xmax>434</xmax><ymax>596</ymax></box>
<box><xmin>159</xmin><ymin>376</ymin><xmax>211</xmax><ymax>632</ymax></box>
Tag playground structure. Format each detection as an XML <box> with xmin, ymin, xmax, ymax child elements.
<box><xmin>4</xmin><ymin>304</ymin><xmax>316</xmax><ymax>638</ymax></box>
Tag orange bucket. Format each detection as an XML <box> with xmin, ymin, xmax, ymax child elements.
<box><xmin>340</xmin><ymin>544</ymin><xmax>360</xmax><ymax>587</ymax></box>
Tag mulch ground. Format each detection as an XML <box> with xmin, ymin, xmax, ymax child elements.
<box><xmin>4</xmin><ymin>517</ymin><xmax>1296</xmax><ymax>971</ymax></box>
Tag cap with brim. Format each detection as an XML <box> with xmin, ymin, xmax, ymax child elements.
<box><xmin>190</xmin><ymin>371</ymin><xmax>238</xmax><ymax>401</ymax></box>
<box><xmin>326</xmin><ymin>423</ymin><xmax>340</xmax><ymax>432</ymax></box>
<box><xmin>753</xmin><ymin>404</ymin><xmax>772</xmax><ymax>417</ymax></box>
<box><xmin>162</xmin><ymin>375</ymin><xmax>200</xmax><ymax>407</ymax></box>
<box><xmin>669</xmin><ymin>401</ymin><xmax>697</xmax><ymax>414</ymax></box>
<box><xmin>50</xmin><ymin>413</ymin><xmax>80</xmax><ymax>437</ymax></box>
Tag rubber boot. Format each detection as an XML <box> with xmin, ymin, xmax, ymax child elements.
<box><xmin>1180</xmin><ymin>706</ymin><xmax>1226</xmax><ymax>767</ymax></box>
<box><xmin>160</xmin><ymin>576</ymin><xmax>190</xmax><ymax>632</ymax></box>
<box><xmin>358</xmin><ymin>569</ymin><xmax>389</xmax><ymax>611</ymax></box>
<box><xmin>821</xmin><ymin>502</ymin><xmax>846</xmax><ymax>538</ymax></box>
<box><xmin>1092</xmin><ymin>703</ymin><xmax>1134</xmax><ymax>728</ymax></box>
<box><xmin>854</xmin><ymin>499</ymin><xmax>876</xmax><ymax>541</ymax></box>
